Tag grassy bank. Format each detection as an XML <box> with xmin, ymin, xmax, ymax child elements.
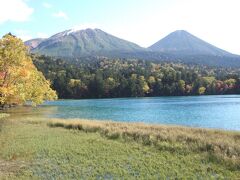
<box><xmin>0</xmin><ymin>115</ymin><xmax>240</xmax><ymax>179</ymax></box>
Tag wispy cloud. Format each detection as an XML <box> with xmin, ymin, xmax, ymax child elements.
<box><xmin>0</xmin><ymin>0</ymin><xmax>33</xmax><ymax>24</ymax></box>
<box><xmin>53</xmin><ymin>11</ymin><xmax>68</xmax><ymax>20</ymax></box>
<box><xmin>43</xmin><ymin>2</ymin><xmax>52</xmax><ymax>9</ymax></box>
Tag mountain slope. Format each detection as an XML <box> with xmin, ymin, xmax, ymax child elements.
<box><xmin>26</xmin><ymin>28</ymin><xmax>240</xmax><ymax>67</ymax></box>
<box><xmin>149</xmin><ymin>30</ymin><xmax>232</xmax><ymax>56</ymax></box>
<box><xmin>25</xmin><ymin>38</ymin><xmax>45</xmax><ymax>50</ymax></box>
<box><xmin>30</xmin><ymin>28</ymin><xmax>145</xmax><ymax>57</ymax></box>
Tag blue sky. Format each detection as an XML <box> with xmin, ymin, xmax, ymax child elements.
<box><xmin>0</xmin><ymin>0</ymin><xmax>240</xmax><ymax>54</ymax></box>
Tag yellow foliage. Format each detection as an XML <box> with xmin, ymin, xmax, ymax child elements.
<box><xmin>148</xmin><ymin>76</ymin><xmax>156</xmax><ymax>84</ymax></box>
<box><xmin>198</xmin><ymin>87</ymin><xmax>206</xmax><ymax>95</ymax></box>
<box><xmin>142</xmin><ymin>84</ymin><xmax>150</xmax><ymax>93</ymax></box>
<box><xmin>0</xmin><ymin>34</ymin><xmax>57</xmax><ymax>106</ymax></box>
<box><xmin>224</xmin><ymin>79</ymin><xmax>236</xmax><ymax>86</ymax></box>
<box><xmin>68</xmin><ymin>79</ymin><xmax>81</xmax><ymax>88</ymax></box>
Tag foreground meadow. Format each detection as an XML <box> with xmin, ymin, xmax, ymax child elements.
<box><xmin>0</xmin><ymin>114</ymin><xmax>240</xmax><ymax>179</ymax></box>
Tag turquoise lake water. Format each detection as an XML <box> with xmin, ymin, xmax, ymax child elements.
<box><xmin>4</xmin><ymin>95</ymin><xmax>240</xmax><ymax>131</ymax></box>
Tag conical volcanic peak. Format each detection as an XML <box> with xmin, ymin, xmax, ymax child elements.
<box><xmin>149</xmin><ymin>30</ymin><xmax>231</xmax><ymax>56</ymax></box>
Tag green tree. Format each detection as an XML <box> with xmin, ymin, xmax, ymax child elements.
<box><xmin>178</xmin><ymin>80</ymin><xmax>186</xmax><ymax>95</ymax></box>
<box><xmin>104</xmin><ymin>77</ymin><xmax>118</xmax><ymax>96</ymax></box>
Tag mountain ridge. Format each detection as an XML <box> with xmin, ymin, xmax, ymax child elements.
<box><xmin>25</xmin><ymin>28</ymin><xmax>240</xmax><ymax>67</ymax></box>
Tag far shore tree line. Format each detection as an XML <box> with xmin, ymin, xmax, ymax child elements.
<box><xmin>33</xmin><ymin>55</ymin><xmax>240</xmax><ymax>99</ymax></box>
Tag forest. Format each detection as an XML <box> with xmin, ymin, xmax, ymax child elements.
<box><xmin>33</xmin><ymin>55</ymin><xmax>240</xmax><ymax>99</ymax></box>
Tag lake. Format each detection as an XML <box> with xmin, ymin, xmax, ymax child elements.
<box><xmin>4</xmin><ymin>95</ymin><xmax>240</xmax><ymax>131</ymax></box>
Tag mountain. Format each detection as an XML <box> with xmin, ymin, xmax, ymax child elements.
<box><xmin>26</xmin><ymin>28</ymin><xmax>240</xmax><ymax>67</ymax></box>
<box><xmin>149</xmin><ymin>30</ymin><xmax>233</xmax><ymax>56</ymax></box>
<box><xmin>29</xmin><ymin>28</ymin><xmax>145</xmax><ymax>57</ymax></box>
<box><xmin>25</xmin><ymin>38</ymin><xmax>45</xmax><ymax>50</ymax></box>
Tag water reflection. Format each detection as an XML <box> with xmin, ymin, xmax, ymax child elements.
<box><xmin>2</xmin><ymin>106</ymin><xmax>59</xmax><ymax>119</ymax></box>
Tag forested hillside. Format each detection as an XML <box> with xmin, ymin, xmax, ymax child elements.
<box><xmin>33</xmin><ymin>55</ymin><xmax>240</xmax><ymax>99</ymax></box>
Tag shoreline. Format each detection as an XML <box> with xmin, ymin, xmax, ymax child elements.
<box><xmin>47</xmin><ymin>117</ymin><xmax>240</xmax><ymax>133</ymax></box>
<box><xmin>46</xmin><ymin>94</ymin><xmax>240</xmax><ymax>101</ymax></box>
<box><xmin>2</xmin><ymin>109</ymin><xmax>240</xmax><ymax>132</ymax></box>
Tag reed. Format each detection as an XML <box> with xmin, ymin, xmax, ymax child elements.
<box><xmin>48</xmin><ymin>118</ymin><xmax>240</xmax><ymax>169</ymax></box>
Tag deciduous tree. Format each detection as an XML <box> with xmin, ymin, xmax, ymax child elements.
<box><xmin>0</xmin><ymin>34</ymin><xmax>57</xmax><ymax>106</ymax></box>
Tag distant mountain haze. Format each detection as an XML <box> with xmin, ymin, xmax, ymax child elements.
<box><xmin>25</xmin><ymin>28</ymin><xmax>240</xmax><ymax>67</ymax></box>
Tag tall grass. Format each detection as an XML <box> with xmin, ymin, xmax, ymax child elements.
<box><xmin>48</xmin><ymin>119</ymin><xmax>240</xmax><ymax>170</ymax></box>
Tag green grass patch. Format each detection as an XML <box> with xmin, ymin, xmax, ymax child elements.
<box><xmin>48</xmin><ymin>119</ymin><xmax>240</xmax><ymax>166</ymax></box>
<box><xmin>0</xmin><ymin>117</ymin><xmax>239</xmax><ymax>179</ymax></box>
